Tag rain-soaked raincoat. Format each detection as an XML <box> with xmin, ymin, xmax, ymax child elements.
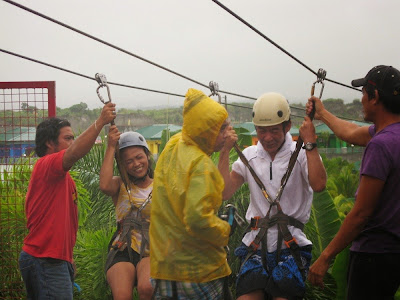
<box><xmin>150</xmin><ymin>88</ymin><xmax>231</xmax><ymax>283</ymax></box>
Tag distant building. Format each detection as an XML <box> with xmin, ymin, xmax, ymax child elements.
<box><xmin>0</xmin><ymin>127</ymin><xmax>36</xmax><ymax>158</ymax></box>
<box><xmin>234</xmin><ymin>120</ymin><xmax>371</xmax><ymax>151</ymax></box>
<box><xmin>314</xmin><ymin>120</ymin><xmax>371</xmax><ymax>152</ymax></box>
<box><xmin>136</xmin><ymin>124</ymin><xmax>182</xmax><ymax>155</ymax></box>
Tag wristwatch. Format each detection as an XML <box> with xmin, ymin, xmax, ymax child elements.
<box><xmin>302</xmin><ymin>142</ymin><xmax>317</xmax><ymax>151</ymax></box>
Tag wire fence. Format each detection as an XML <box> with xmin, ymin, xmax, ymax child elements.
<box><xmin>0</xmin><ymin>81</ymin><xmax>55</xmax><ymax>299</ymax></box>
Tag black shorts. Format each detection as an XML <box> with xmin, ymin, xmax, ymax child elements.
<box><xmin>106</xmin><ymin>247</ymin><xmax>141</xmax><ymax>271</ymax></box>
<box><xmin>347</xmin><ymin>251</ymin><xmax>400</xmax><ymax>300</ymax></box>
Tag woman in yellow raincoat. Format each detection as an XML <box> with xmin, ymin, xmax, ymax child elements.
<box><xmin>150</xmin><ymin>88</ymin><xmax>237</xmax><ymax>299</ymax></box>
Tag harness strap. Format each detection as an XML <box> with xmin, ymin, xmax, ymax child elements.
<box><xmin>277</xmin><ymin>221</ymin><xmax>307</xmax><ymax>278</ymax></box>
<box><xmin>233</xmin><ymin>144</ymin><xmax>274</xmax><ymax>204</ymax></box>
<box><xmin>240</xmin><ymin>203</ymin><xmax>306</xmax><ymax>278</ymax></box>
<box><xmin>104</xmin><ymin>210</ymin><xmax>150</xmax><ymax>272</ymax></box>
<box><xmin>249</xmin><ymin>214</ymin><xmax>304</xmax><ymax>231</ymax></box>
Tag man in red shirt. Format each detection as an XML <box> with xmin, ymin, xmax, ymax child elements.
<box><xmin>19</xmin><ymin>102</ymin><xmax>116</xmax><ymax>299</ymax></box>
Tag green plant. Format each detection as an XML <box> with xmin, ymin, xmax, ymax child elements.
<box><xmin>0</xmin><ymin>158</ymin><xmax>33</xmax><ymax>299</ymax></box>
<box><xmin>73</xmin><ymin>227</ymin><xmax>115</xmax><ymax>299</ymax></box>
<box><xmin>72</xmin><ymin>142</ymin><xmax>116</xmax><ymax>231</ymax></box>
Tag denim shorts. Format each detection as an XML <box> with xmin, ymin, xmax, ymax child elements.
<box><xmin>19</xmin><ymin>251</ymin><xmax>74</xmax><ymax>300</ymax></box>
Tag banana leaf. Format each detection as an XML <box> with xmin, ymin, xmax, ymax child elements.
<box><xmin>306</xmin><ymin>190</ymin><xmax>342</xmax><ymax>258</ymax></box>
<box><xmin>305</xmin><ymin>189</ymin><xmax>345</xmax><ymax>299</ymax></box>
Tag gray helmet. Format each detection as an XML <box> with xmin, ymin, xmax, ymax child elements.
<box><xmin>119</xmin><ymin>132</ymin><xmax>149</xmax><ymax>151</ymax></box>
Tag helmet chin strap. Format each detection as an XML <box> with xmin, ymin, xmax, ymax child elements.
<box><xmin>133</xmin><ymin>175</ymin><xmax>147</xmax><ymax>185</ymax></box>
<box><xmin>131</xmin><ymin>167</ymin><xmax>151</xmax><ymax>185</ymax></box>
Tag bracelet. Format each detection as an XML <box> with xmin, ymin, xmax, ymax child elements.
<box><xmin>94</xmin><ymin>120</ymin><xmax>98</xmax><ymax>131</ymax></box>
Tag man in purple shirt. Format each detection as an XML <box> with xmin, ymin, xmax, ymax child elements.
<box><xmin>306</xmin><ymin>65</ymin><xmax>400</xmax><ymax>299</ymax></box>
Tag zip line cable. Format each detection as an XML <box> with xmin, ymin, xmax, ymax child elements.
<box><xmin>0</xmin><ymin>48</ymin><xmax>185</xmax><ymax>98</ymax></box>
<box><xmin>0</xmin><ymin>48</ymin><xmax>254</xmax><ymax>110</ymax></box>
<box><xmin>2</xmin><ymin>0</ymin><xmax>359</xmax><ymax>100</ymax></box>
<box><xmin>0</xmin><ymin>48</ymin><xmax>363</xmax><ymax>122</ymax></box>
<box><xmin>1</xmin><ymin>0</ymin><xmax>254</xmax><ymax>101</ymax></box>
<box><xmin>211</xmin><ymin>0</ymin><xmax>361</xmax><ymax>92</ymax></box>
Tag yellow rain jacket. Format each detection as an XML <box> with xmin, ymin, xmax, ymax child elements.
<box><xmin>150</xmin><ymin>88</ymin><xmax>231</xmax><ymax>283</ymax></box>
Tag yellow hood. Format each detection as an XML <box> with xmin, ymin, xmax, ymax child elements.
<box><xmin>182</xmin><ymin>88</ymin><xmax>228</xmax><ymax>155</ymax></box>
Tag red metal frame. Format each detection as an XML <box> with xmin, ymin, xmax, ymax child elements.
<box><xmin>0</xmin><ymin>81</ymin><xmax>56</xmax><ymax>117</ymax></box>
<box><xmin>0</xmin><ymin>81</ymin><xmax>56</xmax><ymax>298</ymax></box>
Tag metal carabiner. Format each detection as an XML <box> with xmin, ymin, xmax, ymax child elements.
<box><xmin>311</xmin><ymin>68</ymin><xmax>327</xmax><ymax>99</ymax></box>
<box><xmin>208</xmin><ymin>81</ymin><xmax>222</xmax><ymax>104</ymax></box>
<box><xmin>95</xmin><ymin>73</ymin><xmax>113</xmax><ymax>104</ymax></box>
<box><xmin>225</xmin><ymin>204</ymin><xmax>246</xmax><ymax>228</ymax></box>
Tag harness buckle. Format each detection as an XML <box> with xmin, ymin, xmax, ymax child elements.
<box><xmin>284</xmin><ymin>236</ymin><xmax>299</xmax><ymax>249</ymax></box>
<box><xmin>251</xmin><ymin>216</ymin><xmax>260</xmax><ymax>230</ymax></box>
<box><xmin>250</xmin><ymin>241</ymin><xmax>260</xmax><ymax>250</ymax></box>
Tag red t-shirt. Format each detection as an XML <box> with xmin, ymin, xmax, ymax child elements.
<box><xmin>22</xmin><ymin>149</ymin><xmax>78</xmax><ymax>263</ymax></box>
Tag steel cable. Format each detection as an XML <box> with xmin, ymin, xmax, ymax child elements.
<box><xmin>3</xmin><ymin>0</ymin><xmax>360</xmax><ymax>98</ymax></box>
<box><xmin>0</xmin><ymin>48</ymin><xmax>363</xmax><ymax>121</ymax></box>
<box><xmin>211</xmin><ymin>0</ymin><xmax>361</xmax><ymax>92</ymax></box>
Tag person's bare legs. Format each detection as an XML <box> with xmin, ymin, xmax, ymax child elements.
<box><xmin>237</xmin><ymin>291</ymin><xmax>288</xmax><ymax>300</ymax></box>
<box><xmin>237</xmin><ymin>289</ymin><xmax>264</xmax><ymax>300</ymax></box>
<box><xmin>136</xmin><ymin>257</ymin><xmax>153</xmax><ymax>300</ymax></box>
<box><xmin>107</xmin><ymin>262</ymin><xmax>136</xmax><ymax>300</ymax></box>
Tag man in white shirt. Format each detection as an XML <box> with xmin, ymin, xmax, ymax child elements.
<box><xmin>218</xmin><ymin>92</ymin><xmax>326</xmax><ymax>300</ymax></box>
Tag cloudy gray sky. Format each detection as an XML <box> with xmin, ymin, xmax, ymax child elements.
<box><xmin>1</xmin><ymin>0</ymin><xmax>399</xmax><ymax>110</ymax></box>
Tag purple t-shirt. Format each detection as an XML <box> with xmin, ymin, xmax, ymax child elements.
<box><xmin>351</xmin><ymin>122</ymin><xmax>400</xmax><ymax>253</ymax></box>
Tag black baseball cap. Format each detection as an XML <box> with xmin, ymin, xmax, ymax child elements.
<box><xmin>351</xmin><ymin>65</ymin><xmax>400</xmax><ymax>96</ymax></box>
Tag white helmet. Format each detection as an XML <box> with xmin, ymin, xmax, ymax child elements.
<box><xmin>119</xmin><ymin>132</ymin><xmax>149</xmax><ymax>151</ymax></box>
<box><xmin>252</xmin><ymin>92</ymin><xmax>291</xmax><ymax>126</ymax></box>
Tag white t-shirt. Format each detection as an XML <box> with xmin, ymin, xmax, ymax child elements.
<box><xmin>232</xmin><ymin>132</ymin><xmax>313</xmax><ymax>252</ymax></box>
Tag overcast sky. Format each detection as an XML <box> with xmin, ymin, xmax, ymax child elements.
<box><xmin>1</xmin><ymin>0</ymin><xmax>399</xmax><ymax>111</ymax></box>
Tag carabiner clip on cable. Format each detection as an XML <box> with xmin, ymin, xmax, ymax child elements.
<box><xmin>95</xmin><ymin>73</ymin><xmax>113</xmax><ymax>104</ymax></box>
<box><xmin>311</xmin><ymin>68</ymin><xmax>327</xmax><ymax>99</ymax></box>
<box><xmin>208</xmin><ymin>81</ymin><xmax>222</xmax><ymax>104</ymax></box>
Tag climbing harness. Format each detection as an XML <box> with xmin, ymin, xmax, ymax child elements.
<box><xmin>242</xmin><ymin>70</ymin><xmax>327</xmax><ymax>280</ymax></box>
<box><xmin>95</xmin><ymin>73</ymin><xmax>131</xmax><ymax>197</ymax></box>
<box><xmin>104</xmin><ymin>191</ymin><xmax>152</xmax><ymax>272</ymax></box>
<box><xmin>211</xmin><ymin>72</ymin><xmax>327</xmax><ymax>281</ymax></box>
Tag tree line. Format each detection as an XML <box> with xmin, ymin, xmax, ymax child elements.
<box><xmin>55</xmin><ymin>98</ymin><xmax>363</xmax><ymax>131</ymax></box>
<box><xmin>1</xmin><ymin>98</ymin><xmax>363</xmax><ymax>133</ymax></box>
